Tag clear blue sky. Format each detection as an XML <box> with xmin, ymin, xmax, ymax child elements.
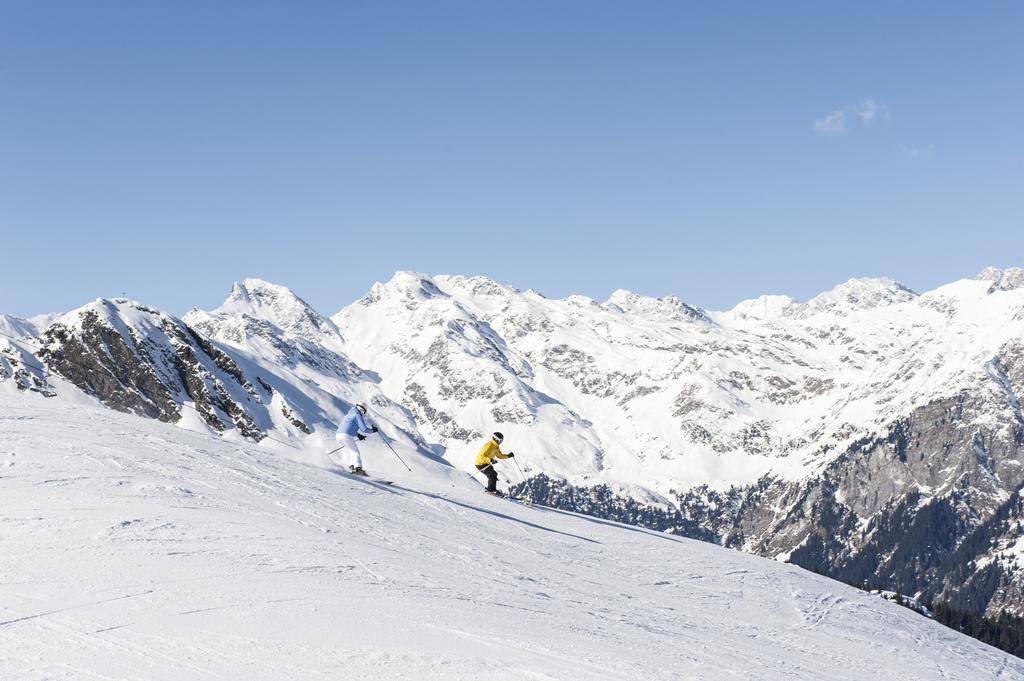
<box><xmin>1</xmin><ymin>1</ymin><xmax>1021</xmax><ymax>318</ymax></box>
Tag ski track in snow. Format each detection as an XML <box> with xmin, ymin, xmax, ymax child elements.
<box><xmin>1</xmin><ymin>391</ymin><xmax>1021</xmax><ymax>680</ymax></box>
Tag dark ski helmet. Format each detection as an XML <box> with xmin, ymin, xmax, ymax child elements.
<box><xmin>492</xmin><ymin>432</ymin><xmax>504</xmax><ymax>444</ymax></box>
<box><xmin>356</xmin><ymin>403</ymin><xmax>368</xmax><ymax>414</ymax></box>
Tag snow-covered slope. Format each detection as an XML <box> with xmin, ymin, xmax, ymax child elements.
<box><xmin>0</xmin><ymin>314</ymin><xmax>38</xmax><ymax>339</ymax></box>
<box><xmin>2</xmin><ymin>390</ymin><xmax>1019</xmax><ymax>681</ymax></box>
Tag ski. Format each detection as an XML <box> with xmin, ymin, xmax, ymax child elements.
<box><xmin>482</xmin><ymin>489</ymin><xmax>532</xmax><ymax>506</ymax></box>
<box><xmin>355</xmin><ymin>472</ymin><xmax>394</xmax><ymax>486</ymax></box>
<box><xmin>330</xmin><ymin>467</ymin><xmax>394</xmax><ymax>486</ymax></box>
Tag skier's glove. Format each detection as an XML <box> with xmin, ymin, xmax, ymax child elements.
<box><xmin>507</xmin><ymin>452</ymin><xmax>515</xmax><ymax>458</ymax></box>
<box><xmin>371</xmin><ymin>426</ymin><xmax>379</xmax><ymax>433</ymax></box>
<box><xmin>356</xmin><ymin>434</ymin><xmax>366</xmax><ymax>441</ymax></box>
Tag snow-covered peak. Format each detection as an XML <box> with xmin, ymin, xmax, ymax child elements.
<box><xmin>0</xmin><ymin>314</ymin><xmax>38</xmax><ymax>339</ymax></box>
<box><xmin>604</xmin><ymin>289</ymin><xmax>639</xmax><ymax>307</ymax></box>
<box><xmin>209</xmin><ymin>278</ymin><xmax>339</xmax><ymax>339</ymax></box>
<box><xmin>799</xmin><ymin>277</ymin><xmax>917</xmax><ymax>317</ymax></box>
<box><xmin>915</xmin><ymin>278</ymin><xmax>1002</xmax><ymax>315</ymax></box>
<box><xmin>563</xmin><ymin>294</ymin><xmax>599</xmax><ymax>308</ymax></box>
<box><xmin>977</xmin><ymin>266</ymin><xmax>1024</xmax><ymax>291</ymax></box>
<box><xmin>385</xmin><ymin>271</ymin><xmax>440</xmax><ymax>292</ymax></box>
<box><xmin>728</xmin><ymin>294</ymin><xmax>799</xmax><ymax>320</ymax></box>
<box><xmin>183</xmin><ymin>282</ymin><xmax>365</xmax><ymax>404</ymax></box>
<box><xmin>48</xmin><ymin>297</ymin><xmax>172</xmax><ymax>336</ymax></box>
<box><xmin>602</xmin><ymin>289</ymin><xmax>707</xmax><ymax>321</ymax></box>
<box><xmin>434</xmin><ymin>274</ymin><xmax>517</xmax><ymax>298</ymax></box>
<box><xmin>359</xmin><ymin>271</ymin><xmax>448</xmax><ymax>307</ymax></box>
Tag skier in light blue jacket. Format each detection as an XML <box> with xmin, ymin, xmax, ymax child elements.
<box><xmin>335</xmin><ymin>403</ymin><xmax>378</xmax><ymax>476</ymax></box>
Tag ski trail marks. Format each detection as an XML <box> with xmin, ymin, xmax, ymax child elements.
<box><xmin>0</xmin><ymin>590</ymin><xmax>155</xmax><ymax>628</ymax></box>
<box><xmin>387</xmin><ymin>485</ymin><xmax>602</xmax><ymax>544</ymax></box>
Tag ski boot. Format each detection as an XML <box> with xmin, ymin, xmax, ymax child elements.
<box><xmin>349</xmin><ymin>465</ymin><xmax>369</xmax><ymax>477</ymax></box>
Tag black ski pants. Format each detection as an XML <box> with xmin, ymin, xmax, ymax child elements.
<box><xmin>477</xmin><ymin>463</ymin><xmax>498</xmax><ymax>492</ymax></box>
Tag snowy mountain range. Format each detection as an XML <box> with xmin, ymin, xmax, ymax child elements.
<box><xmin>3</xmin><ymin>267</ymin><xmax>1023</xmax><ymax>630</ymax></box>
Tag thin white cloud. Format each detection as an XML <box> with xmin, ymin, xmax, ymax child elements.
<box><xmin>814</xmin><ymin>98</ymin><xmax>890</xmax><ymax>136</ymax></box>
<box><xmin>855</xmin><ymin>98</ymin><xmax>878</xmax><ymax>124</ymax></box>
<box><xmin>854</xmin><ymin>98</ymin><xmax>891</xmax><ymax>125</ymax></box>
<box><xmin>814</xmin><ymin>109</ymin><xmax>847</xmax><ymax>135</ymax></box>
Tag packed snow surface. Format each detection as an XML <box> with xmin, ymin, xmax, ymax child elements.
<box><xmin>2</xmin><ymin>390</ymin><xmax>1020</xmax><ymax>680</ymax></box>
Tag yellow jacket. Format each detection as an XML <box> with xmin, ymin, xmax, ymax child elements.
<box><xmin>475</xmin><ymin>439</ymin><xmax>509</xmax><ymax>466</ymax></box>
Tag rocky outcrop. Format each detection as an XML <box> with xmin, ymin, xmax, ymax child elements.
<box><xmin>37</xmin><ymin>301</ymin><xmax>264</xmax><ymax>438</ymax></box>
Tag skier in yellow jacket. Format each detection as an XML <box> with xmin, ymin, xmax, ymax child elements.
<box><xmin>476</xmin><ymin>432</ymin><xmax>514</xmax><ymax>496</ymax></box>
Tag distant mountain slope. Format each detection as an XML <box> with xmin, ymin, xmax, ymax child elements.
<box><xmin>0</xmin><ymin>313</ymin><xmax>39</xmax><ymax>338</ymax></box>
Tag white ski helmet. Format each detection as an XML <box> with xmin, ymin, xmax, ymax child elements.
<box><xmin>356</xmin><ymin>403</ymin><xmax>368</xmax><ymax>414</ymax></box>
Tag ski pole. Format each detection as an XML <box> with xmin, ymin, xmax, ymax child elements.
<box><xmin>513</xmin><ymin>457</ymin><xmax>528</xmax><ymax>484</ymax></box>
<box><xmin>513</xmin><ymin>457</ymin><xmax>531</xmax><ymax>499</ymax></box>
<box><xmin>377</xmin><ymin>430</ymin><xmax>412</xmax><ymax>472</ymax></box>
<box><xmin>263</xmin><ymin>435</ymin><xmax>302</xmax><ymax>450</ymax></box>
<box><xmin>327</xmin><ymin>444</ymin><xmax>346</xmax><ymax>456</ymax></box>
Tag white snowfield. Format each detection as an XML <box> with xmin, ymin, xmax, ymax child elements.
<box><xmin>2</xmin><ymin>391</ymin><xmax>1020</xmax><ymax>681</ymax></box>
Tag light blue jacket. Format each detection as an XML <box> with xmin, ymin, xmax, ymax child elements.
<box><xmin>337</xmin><ymin>407</ymin><xmax>372</xmax><ymax>437</ymax></box>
